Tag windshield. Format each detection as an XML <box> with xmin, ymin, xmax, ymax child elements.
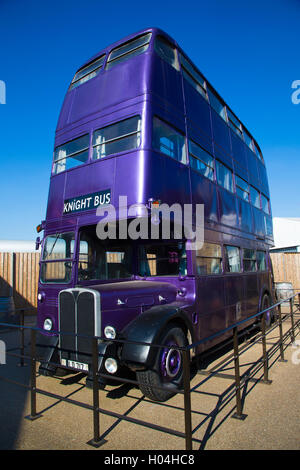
<box><xmin>41</xmin><ymin>232</ymin><xmax>75</xmax><ymax>284</ymax></box>
<box><xmin>78</xmin><ymin>230</ymin><xmax>133</xmax><ymax>281</ymax></box>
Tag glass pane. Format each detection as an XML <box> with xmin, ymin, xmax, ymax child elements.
<box><xmin>244</xmin><ymin>130</ymin><xmax>253</xmax><ymax>150</ymax></box>
<box><xmin>196</xmin><ymin>257</ymin><xmax>222</xmax><ymax>275</ymax></box>
<box><xmin>250</xmin><ymin>186</ymin><xmax>261</xmax><ymax>209</ymax></box>
<box><xmin>109</xmin><ymin>33</ymin><xmax>151</xmax><ymax>61</ymax></box>
<box><xmin>138</xmin><ymin>242</ymin><xmax>187</xmax><ymax>277</ymax></box>
<box><xmin>107</xmin><ymin>33</ymin><xmax>151</xmax><ymax>69</ymax></box>
<box><xmin>42</xmin><ymin>232</ymin><xmax>75</xmax><ymax>261</ymax></box>
<box><xmin>53</xmin><ymin>149</ymin><xmax>89</xmax><ymax>174</ymax></box>
<box><xmin>225</xmin><ymin>246</ymin><xmax>241</xmax><ymax>272</ymax></box>
<box><xmin>197</xmin><ymin>242</ymin><xmax>221</xmax><ymax>258</ymax></box>
<box><xmin>153</xmin><ymin>117</ymin><xmax>186</xmax><ymax>164</ymax></box>
<box><xmin>54</xmin><ymin>135</ymin><xmax>89</xmax><ymax>161</ymax></box>
<box><xmin>261</xmin><ymin>194</ymin><xmax>270</xmax><ymax>214</ymax></box>
<box><xmin>207</xmin><ymin>88</ymin><xmax>227</xmax><ymax>121</ymax></box>
<box><xmin>92</xmin><ymin>116</ymin><xmax>141</xmax><ymax>159</ymax></box>
<box><xmin>70</xmin><ymin>55</ymin><xmax>105</xmax><ymax>89</ymax></box>
<box><xmin>257</xmin><ymin>251</ymin><xmax>266</xmax><ymax>271</ymax></box>
<box><xmin>216</xmin><ymin>161</ymin><xmax>233</xmax><ymax>192</ymax></box>
<box><xmin>243</xmin><ymin>249</ymin><xmax>256</xmax><ymax>271</ymax></box>
<box><xmin>189</xmin><ymin>141</ymin><xmax>214</xmax><ymax>180</ymax></box>
<box><xmin>78</xmin><ymin>230</ymin><xmax>133</xmax><ymax>281</ymax></box>
<box><xmin>41</xmin><ymin>261</ymin><xmax>73</xmax><ymax>283</ymax></box>
<box><xmin>154</xmin><ymin>36</ymin><xmax>179</xmax><ymax>70</ymax></box>
<box><xmin>180</xmin><ymin>54</ymin><xmax>205</xmax><ymax>88</ymax></box>
<box><xmin>235</xmin><ymin>175</ymin><xmax>249</xmax><ymax>201</ymax></box>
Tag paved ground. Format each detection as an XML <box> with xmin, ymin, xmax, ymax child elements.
<box><xmin>0</xmin><ymin>315</ymin><xmax>300</xmax><ymax>451</ymax></box>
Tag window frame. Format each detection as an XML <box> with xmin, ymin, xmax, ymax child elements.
<box><xmin>180</xmin><ymin>53</ymin><xmax>208</xmax><ymax>100</ymax></box>
<box><xmin>106</xmin><ymin>32</ymin><xmax>152</xmax><ymax>70</ymax></box>
<box><xmin>195</xmin><ymin>242</ymin><xmax>223</xmax><ymax>276</ymax></box>
<box><xmin>242</xmin><ymin>248</ymin><xmax>257</xmax><ymax>272</ymax></box>
<box><xmin>69</xmin><ymin>55</ymin><xmax>106</xmax><ymax>90</ymax></box>
<box><xmin>92</xmin><ymin>115</ymin><xmax>142</xmax><ymax>160</ymax></box>
<box><xmin>215</xmin><ymin>160</ymin><xmax>234</xmax><ymax>193</ymax></box>
<box><xmin>224</xmin><ymin>245</ymin><xmax>241</xmax><ymax>273</ymax></box>
<box><xmin>152</xmin><ymin>116</ymin><xmax>187</xmax><ymax>165</ymax></box>
<box><xmin>52</xmin><ymin>134</ymin><xmax>90</xmax><ymax>175</ymax></box>
<box><xmin>188</xmin><ymin>140</ymin><xmax>214</xmax><ymax>181</ymax></box>
<box><xmin>154</xmin><ymin>35</ymin><xmax>180</xmax><ymax>71</ymax></box>
<box><xmin>235</xmin><ymin>175</ymin><xmax>250</xmax><ymax>202</ymax></box>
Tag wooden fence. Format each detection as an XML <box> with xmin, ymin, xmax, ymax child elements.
<box><xmin>0</xmin><ymin>251</ymin><xmax>299</xmax><ymax>316</ymax></box>
<box><xmin>270</xmin><ymin>252</ymin><xmax>300</xmax><ymax>290</ymax></box>
<box><xmin>0</xmin><ymin>252</ymin><xmax>40</xmax><ymax>313</ymax></box>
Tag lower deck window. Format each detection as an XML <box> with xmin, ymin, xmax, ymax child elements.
<box><xmin>196</xmin><ymin>242</ymin><xmax>222</xmax><ymax>275</ymax></box>
<box><xmin>41</xmin><ymin>261</ymin><xmax>73</xmax><ymax>283</ymax></box>
<box><xmin>243</xmin><ymin>249</ymin><xmax>256</xmax><ymax>272</ymax></box>
<box><xmin>138</xmin><ymin>242</ymin><xmax>186</xmax><ymax>277</ymax></box>
<box><xmin>225</xmin><ymin>246</ymin><xmax>241</xmax><ymax>273</ymax></box>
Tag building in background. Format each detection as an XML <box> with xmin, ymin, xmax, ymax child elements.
<box><xmin>271</xmin><ymin>218</ymin><xmax>300</xmax><ymax>253</ymax></box>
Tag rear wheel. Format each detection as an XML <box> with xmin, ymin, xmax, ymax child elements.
<box><xmin>137</xmin><ymin>324</ymin><xmax>188</xmax><ymax>402</ymax></box>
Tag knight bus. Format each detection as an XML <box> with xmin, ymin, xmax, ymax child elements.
<box><xmin>36</xmin><ymin>27</ymin><xmax>274</xmax><ymax>402</ymax></box>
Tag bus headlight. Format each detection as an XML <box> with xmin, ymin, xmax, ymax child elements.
<box><xmin>43</xmin><ymin>318</ymin><xmax>53</xmax><ymax>331</ymax></box>
<box><xmin>105</xmin><ymin>358</ymin><xmax>118</xmax><ymax>374</ymax></box>
<box><xmin>104</xmin><ymin>326</ymin><xmax>116</xmax><ymax>339</ymax></box>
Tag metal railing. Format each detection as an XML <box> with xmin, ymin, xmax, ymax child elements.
<box><xmin>0</xmin><ymin>293</ymin><xmax>300</xmax><ymax>450</ymax></box>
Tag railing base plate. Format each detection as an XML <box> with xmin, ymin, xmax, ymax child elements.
<box><xmin>231</xmin><ymin>412</ymin><xmax>247</xmax><ymax>421</ymax></box>
<box><xmin>87</xmin><ymin>438</ymin><xmax>107</xmax><ymax>448</ymax></box>
<box><xmin>25</xmin><ymin>413</ymin><xmax>43</xmax><ymax>421</ymax></box>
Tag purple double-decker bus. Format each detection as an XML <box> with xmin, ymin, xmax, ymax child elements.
<box><xmin>36</xmin><ymin>28</ymin><xmax>274</xmax><ymax>401</ymax></box>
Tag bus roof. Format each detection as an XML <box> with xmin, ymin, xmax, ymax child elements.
<box><xmin>71</xmin><ymin>27</ymin><xmax>263</xmax><ymax>160</ymax></box>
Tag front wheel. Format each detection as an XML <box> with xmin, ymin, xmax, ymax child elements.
<box><xmin>260</xmin><ymin>294</ymin><xmax>274</xmax><ymax>329</ymax></box>
<box><xmin>136</xmin><ymin>324</ymin><xmax>188</xmax><ymax>402</ymax></box>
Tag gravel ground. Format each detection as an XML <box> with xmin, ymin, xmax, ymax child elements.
<box><xmin>0</xmin><ymin>316</ymin><xmax>300</xmax><ymax>451</ymax></box>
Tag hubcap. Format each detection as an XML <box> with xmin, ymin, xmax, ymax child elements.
<box><xmin>161</xmin><ymin>342</ymin><xmax>181</xmax><ymax>378</ymax></box>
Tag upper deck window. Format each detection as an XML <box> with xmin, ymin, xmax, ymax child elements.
<box><xmin>253</xmin><ymin>141</ymin><xmax>263</xmax><ymax>161</ymax></box>
<box><xmin>244</xmin><ymin>129</ymin><xmax>253</xmax><ymax>151</ymax></box>
<box><xmin>216</xmin><ymin>161</ymin><xmax>234</xmax><ymax>193</ymax></box>
<box><xmin>154</xmin><ymin>36</ymin><xmax>179</xmax><ymax>71</ymax></box>
<box><xmin>53</xmin><ymin>134</ymin><xmax>89</xmax><ymax>175</ymax></box>
<box><xmin>180</xmin><ymin>53</ymin><xmax>208</xmax><ymax>100</ymax></box>
<box><xmin>207</xmin><ymin>88</ymin><xmax>227</xmax><ymax>121</ymax></box>
<box><xmin>92</xmin><ymin>115</ymin><xmax>141</xmax><ymax>159</ymax></box>
<box><xmin>106</xmin><ymin>33</ymin><xmax>152</xmax><ymax>70</ymax></box>
<box><xmin>235</xmin><ymin>175</ymin><xmax>250</xmax><ymax>201</ymax></box>
<box><xmin>153</xmin><ymin>117</ymin><xmax>187</xmax><ymax>164</ymax></box>
<box><xmin>250</xmin><ymin>185</ymin><xmax>261</xmax><ymax>209</ymax></box>
<box><xmin>261</xmin><ymin>194</ymin><xmax>270</xmax><ymax>215</ymax></box>
<box><xmin>70</xmin><ymin>55</ymin><xmax>105</xmax><ymax>90</ymax></box>
<box><xmin>227</xmin><ymin>108</ymin><xmax>243</xmax><ymax>140</ymax></box>
<box><xmin>189</xmin><ymin>140</ymin><xmax>214</xmax><ymax>181</ymax></box>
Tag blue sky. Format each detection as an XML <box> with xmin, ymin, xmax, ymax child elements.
<box><xmin>0</xmin><ymin>0</ymin><xmax>299</xmax><ymax>240</ymax></box>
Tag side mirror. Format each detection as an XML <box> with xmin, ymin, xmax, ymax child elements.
<box><xmin>35</xmin><ymin>237</ymin><xmax>41</xmax><ymax>251</ymax></box>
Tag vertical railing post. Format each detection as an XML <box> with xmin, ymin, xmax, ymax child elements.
<box><xmin>289</xmin><ymin>297</ymin><xmax>295</xmax><ymax>344</ymax></box>
<box><xmin>87</xmin><ymin>337</ymin><xmax>105</xmax><ymax>448</ymax></box>
<box><xmin>261</xmin><ymin>310</ymin><xmax>272</xmax><ymax>385</ymax></box>
<box><xmin>18</xmin><ymin>309</ymin><xmax>26</xmax><ymax>367</ymax></box>
<box><xmin>25</xmin><ymin>329</ymin><xmax>42</xmax><ymax>421</ymax></box>
<box><xmin>278</xmin><ymin>303</ymin><xmax>287</xmax><ymax>363</ymax></box>
<box><xmin>231</xmin><ymin>327</ymin><xmax>247</xmax><ymax>420</ymax></box>
<box><xmin>183</xmin><ymin>348</ymin><xmax>192</xmax><ymax>451</ymax></box>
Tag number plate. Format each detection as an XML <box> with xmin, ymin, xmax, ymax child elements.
<box><xmin>66</xmin><ymin>360</ymin><xmax>89</xmax><ymax>372</ymax></box>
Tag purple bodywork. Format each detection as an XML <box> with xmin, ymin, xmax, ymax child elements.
<box><xmin>37</xmin><ymin>28</ymin><xmax>273</xmax><ymax>368</ymax></box>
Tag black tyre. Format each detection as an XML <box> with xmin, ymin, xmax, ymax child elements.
<box><xmin>260</xmin><ymin>294</ymin><xmax>273</xmax><ymax>329</ymax></box>
<box><xmin>137</xmin><ymin>324</ymin><xmax>188</xmax><ymax>402</ymax></box>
